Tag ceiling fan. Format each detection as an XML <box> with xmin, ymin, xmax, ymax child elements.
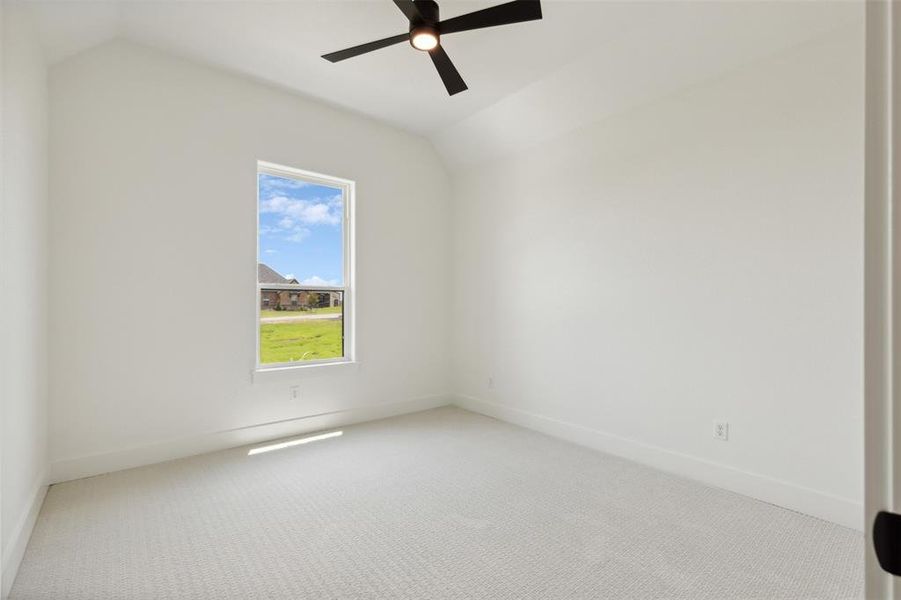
<box><xmin>322</xmin><ymin>0</ymin><xmax>543</xmax><ymax>96</ymax></box>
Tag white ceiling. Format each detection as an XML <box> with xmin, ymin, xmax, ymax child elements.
<box><xmin>24</xmin><ymin>0</ymin><xmax>861</xmax><ymax>165</ymax></box>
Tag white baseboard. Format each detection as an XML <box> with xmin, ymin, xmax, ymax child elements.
<box><xmin>50</xmin><ymin>394</ymin><xmax>452</xmax><ymax>484</ymax></box>
<box><xmin>1</xmin><ymin>472</ymin><xmax>48</xmax><ymax>600</ymax></box>
<box><xmin>453</xmin><ymin>394</ymin><xmax>863</xmax><ymax>531</ymax></box>
<box><xmin>47</xmin><ymin>391</ymin><xmax>862</xmax><ymax>529</ymax></box>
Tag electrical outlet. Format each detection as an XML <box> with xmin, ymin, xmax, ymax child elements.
<box><xmin>289</xmin><ymin>385</ymin><xmax>301</xmax><ymax>401</ymax></box>
<box><xmin>713</xmin><ymin>421</ymin><xmax>729</xmax><ymax>441</ymax></box>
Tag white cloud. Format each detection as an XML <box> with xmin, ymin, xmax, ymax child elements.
<box><xmin>260</xmin><ymin>194</ymin><xmax>343</xmax><ymax>226</ymax></box>
<box><xmin>260</xmin><ymin>196</ymin><xmax>288</xmax><ymax>213</ymax></box>
<box><xmin>283</xmin><ymin>274</ymin><xmax>295</xmax><ymax>280</ymax></box>
<box><xmin>259</xmin><ymin>175</ymin><xmax>310</xmax><ymax>195</ymax></box>
<box><xmin>300</xmin><ymin>275</ymin><xmax>340</xmax><ymax>286</ymax></box>
<box><xmin>298</xmin><ymin>203</ymin><xmax>336</xmax><ymax>225</ymax></box>
<box><xmin>286</xmin><ymin>228</ymin><xmax>310</xmax><ymax>243</ymax></box>
<box><xmin>264</xmin><ymin>249</ymin><xmax>278</xmax><ymax>254</ymax></box>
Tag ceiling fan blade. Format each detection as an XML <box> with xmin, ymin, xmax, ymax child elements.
<box><xmin>392</xmin><ymin>0</ymin><xmax>422</xmax><ymax>21</ymax></box>
<box><xmin>439</xmin><ymin>0</ymin><xmax>542</xmax><ymax>35</ymax></box>
<box><xmin>429</xmin><ymin>45</ymin><xmax>468</xmax><ymax>96</ymax></box>
<box><xmin>322</xmin><ymin>33</ymin><xmax>410</xmax><ymax>62</ymax></box>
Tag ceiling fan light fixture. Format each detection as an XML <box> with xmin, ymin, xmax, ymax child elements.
<box><xmin>322</xmin><ymin>0</ymin><xmax>544</xmax><ymax>95</ymax></box>
<box><xmin>410</xmin><ymin>26</ymin><xmax>439</xmax><ymax>51</ymax></box>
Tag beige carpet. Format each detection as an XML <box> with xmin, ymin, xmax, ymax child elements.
<box><xmin>11</xmin><ymin>407</ymin><xmax>863</xmax><ymax>599</ymax></box>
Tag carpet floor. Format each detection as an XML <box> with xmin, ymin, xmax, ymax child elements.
<box><xmin>10</xmin><ymin>407</ymin><xmax>863</xmax><ymax>599</ymax></box>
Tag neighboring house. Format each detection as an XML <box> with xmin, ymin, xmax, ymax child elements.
<box><xmin>258</xmin><ymin>263</ymin><xmax>342</xmax><ymax>310</ymax></box>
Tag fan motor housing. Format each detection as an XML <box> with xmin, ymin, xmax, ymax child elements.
<box><xmin>410</xmin><ymin>0</ymin><xmax>439</xmax><ymax>25</ymax></box>
<box><xmin>410</xmin><ymin>25</ymin><xmax>439</xmax><ymax>50</ymax></box>
<box><xmin>409</xmin><ymin>0</ymin><xmax>439</xmax><ymax>50</ymax></box>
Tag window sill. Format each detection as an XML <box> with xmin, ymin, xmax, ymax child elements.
<box><xmin>252</xmin><ymin>360</ymin><xmax>359</xmax><ymax>383</ymax></box>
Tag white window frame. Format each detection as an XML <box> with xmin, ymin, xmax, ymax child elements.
<box><xmin>255</xmin><ymin>160</ymin><xmax>355</xmax><ymax>372</ymax></box>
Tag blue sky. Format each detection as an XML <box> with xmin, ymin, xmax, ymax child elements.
<box><xmin>258</xmin><ymin>173</ymin><xmax>344</xmax><ymax>285</ymax></box>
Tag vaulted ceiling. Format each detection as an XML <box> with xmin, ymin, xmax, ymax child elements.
<box><xmin>26</xmin><ymin>0</ymin><xmax>861</xmax><ymax>166</ymax></box>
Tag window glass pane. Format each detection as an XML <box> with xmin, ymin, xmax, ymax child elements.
<box><xmin>258</xmin><ymin>173</ymin><xmax>344</xmax><ymax>287</ymax></box>
<box><xmin>259</xmin><ymin>290</ymin><xmax>344</xmax><ymax>364</ymax></box>
<box><xmin>258</xmin><ymin>169</ymin><xmax>346</xmax><ymax>365</ymax></box>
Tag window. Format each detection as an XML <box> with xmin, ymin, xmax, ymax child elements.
<box><xmin>256</xmin><ymin>161</ymin><xmax>353</xmax><ymax>368</ymax></box>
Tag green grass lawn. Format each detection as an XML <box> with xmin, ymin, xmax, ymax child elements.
<box><xmin>260</xmin><ymin>319</ymin><xmax>343</xmax><ymax>363</ymax></box>
<box><xmin>259</xmin><ymin>306</ymin><xmax>343</xmax><ymax>318</ymax></box>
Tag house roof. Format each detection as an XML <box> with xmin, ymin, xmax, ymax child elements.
<box><xmin>258</xmin><ymin>263</ymin><xmax>298</xmax><ymax>284</ymax></box>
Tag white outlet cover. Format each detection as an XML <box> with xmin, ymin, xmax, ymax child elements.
<box><xmin>714</xmin><ymin>421</ymin><xmax>729</xmax><ymax>441</ymax></box>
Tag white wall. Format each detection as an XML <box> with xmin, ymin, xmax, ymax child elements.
<box><xmin>451</xmin><ymin>25</ymin><xmax>865</xmax><ymax>529</ymax></box>
<box><xmin>48</xmin><ymin>41</ymin><xmax>452</xmax><ymax>481</ymax></box>
<box><xmin>0</xmin><ymin>4</ymin><xmax>49</xmax><ymax>596</ymax></box>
